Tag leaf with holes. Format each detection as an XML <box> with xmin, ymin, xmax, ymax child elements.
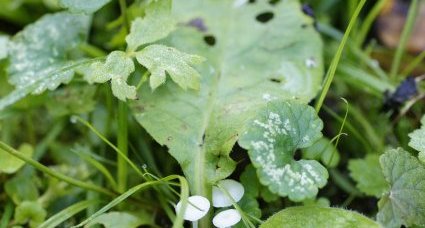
<box><xmin>238</xmin><ymin>101</ymin><xmax>326</xmax><ymax>201</ymax></box>
<box><xmin>135</xmin><ymin>44</ymin><xmax>205</xmax><ymax>90</ymax></box>
<box><xmin>126</xmin><ymin>0</ymin><xmax>175</xmax><ymax>50</ymax></box>
<box><xmin>83</xmin><ymin>51</ymin><xmax>136</xmax><ymax>101</ymax></box>
<box><xmin>0</xmin><ymin>12</ymin><xmax>89</xmax><ymax>111</ymax></box>
<box><xmin>260</xmin><ymin>206</ymin><xmax>380</xmax><ymax>228</ymax></box>
<box><xmin>130</xmin><ymin>0</ymin><xmax>323</xmax><ymax>196</ymax></box>
<box><xmin>59</xmin><ymin>0</ymin><xmax>111</xmax><ymax>13</ymax></box>
<box><xmin>377</xmin><ymin>148</ymin><xmax>425</xmax><ymax>228</ymax></box>
<box><xmin>348</xmin><ymin>154</ymin><xmax>388</xmax><ymax>197</ymax></box>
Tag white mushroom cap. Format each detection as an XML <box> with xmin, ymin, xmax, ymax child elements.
<box><xmin>212</xmin><ymin>179</ymin><xmax>245</xmax><ymax>207</ymax></box>
<box><xmin>212</xmin><ymin>209</ymin><xmax>242</xmax><ymax>228</ymax></box>
<box><xmin>175</xmin><ymin>195</ymin><xmax>210</xmax><ymax>221</ymax></box>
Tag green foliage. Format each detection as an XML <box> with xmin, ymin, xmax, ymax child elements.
<box><xmin>85</xmin><ymin>211</ymin><xmax>153</xmax><ymax>228</ymax></box>
<box><xmin>303</xmin><ymin>137</ymin><xmax>340</xmax><ymax>168</ymax></box>
<box><xmin>260</xmin><ymin>206</ymin><xmax>380</xmax><ymax>228</ymax></box>
<box><xmin>348</xmin><ymin>154</ymin><xmax>388</xmax><ymax>197</ymax></box>
<box><xmin>239</xmin><ymin>101</ymin><xmax>327</xmax><ymax>201</ymax></box>
<box><xmin>126</xmin><ymin>0</ymin><xmax>175</xmax><ymax>50</ymax></box>
<box><xmin>14</xmin><ymin>201</ymin><xmax>47</xmax><ymax>228</ymax></box>
<box><xmin>0</xmin><ymin>35</ymin><xmax>8</xmax><ymax>60</ymax></box>
<box><xmin>0</xmin><ymin>12</ymin><xmax>89</xmax><ymax>110</ymax></box>
<box><xmin>408</xmin><ymin>115</ymin><xmax>425</xmax><ymax>162</ymax></box>
<box><xmin>83</xmin><ymin>51</ymin><xmax>136</xmax><ymax>101</ymax></box>
<box><xmin>136</xmin><ymin>44</ymin><xmax>205</xmax><ymax>90</ymax></box>
<box><xmin>377</xmin><ymin>148</ymin><xmax>425</xmax><ymax>228</ymax></box>
<box><xmin>59</xmin><ymin>0</ymin><xmax>111</xmax><ymax>14</ymax></box>
<box><xmin>0</xmin><ymin>143</ymin><xmax>33</xmax><ymax>174</ymax></box>
<box><xmin>131</xmin><ymin>0</ymin><xmax>323</xmax><ymax>196</ymax></box>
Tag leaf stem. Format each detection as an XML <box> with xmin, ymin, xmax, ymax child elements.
<box><xmin>117</xmin><ymin>101</ymin><xmax>129</xmax><ymax>192</ymax></box>
<box><xmin>119</xmin><ymin>0</ymin><xmax>130</xmax><ymax>33</ymax></box>
<box><xmin>0</xmin><ymin>141</ymin><xmax>115</xmax><ymax>196</ymax></box>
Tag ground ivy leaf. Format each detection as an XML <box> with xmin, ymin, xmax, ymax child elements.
<box><xmin>260</xmin><ymin>206</ymin><xmax>380</xmax><ymax>228</ymax></box>
<box><xmin>348</xmin><ymin>154</ymin><xmax>388</xmax><ymax>197</ymax></box>
<box><xmin>377</xmin><ymin>148</ymin><xmax>425</xmax><ymax>227</ymax></box>
<box><xmin>15</xmin><ymin>201</ymin><xmax>47</xmax><ymax>228</ymax></box>
<box><xmin>59</xmin><ymin>0</ymin><xmax>111</xmax><ymax>14</ymax></box>
<box><xmin>408</xmin><ymin>115</ymin><xmax>425</xmax><ymax>162</ymax></box>
<box><xmin>83</xmin><ymin>51</ymin><xmax>136</xmax><ymax>101</ymax></box>
<box><xmin>85</xmin><ymin>211</ymin><xmax>153</xmax><ymax>228</ymax></box>
<box><xmin>0</xmin><ymin>143</ymin><xmax>33</xmax><ymax>174</ymax></box>
<box><xmin>135</xmin><ymin>44</ymin><xmax>205</xmax><ymax>90</ymax></box>
<box><xmin>126</xmin><ymin>0</ymin><xmax>175</xmax><ymax>50</ymax></box>
<box><xmin>130</xmin><ymin>0</ymin><xmax>323</xmax><ymax>194</ymax></box>
<box><xmin>0</xmin><ymin>12</ymin><xmax>89</xmax><ymax>110</ymax></box>
<box><xmin>238</xmin><ymin>101</ymin><xmax>327</xmax><ymax>201</ymax></box>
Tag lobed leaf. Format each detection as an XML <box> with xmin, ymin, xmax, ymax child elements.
<box><xmin>59</xmin><ymin>0</ymin><xmax>111</xmax><ymax>14</ymax></box>
<box><xmin>348</xmin><ymin>154</ymin><xmax>388</xmax><ymax>197</ymax></box>
<box><xmin>0</xmin><ymin>12</ymin><xmax>90</xmax><ymax>110</ymax></box>
<box><xmin>83</xmin><ymin>51</ymin><xmax>136</xmax><ymax>101</ymax></box>
<box><xmin>126</xmin><ymin>0</ymin><xmax>175</xmax><ymax>50</ymax></box>
<box><xmin>130</xmin><ymin>0</ymin><xmax>323</xmax><ymax>195</ymax></box>
<box><xmin>260</xmin><ymin>206</ymin><xmax>380</xmax><ymax>228</ymax></box>
<box><xmin>238</xmin><ymin>101</ymin><xmax>327</xmax><ymax>201</ymax></box>
<box><xmin>136</xmin><ymin>44</ymin><xmax>205</xmax><ymax>90</ymax></box>
<box><xmin>377</xmin><ymin>148</ymin><xmax>425</xmax><ymax>227</ymax></box>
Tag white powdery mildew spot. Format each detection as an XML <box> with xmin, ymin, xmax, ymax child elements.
<box><xmin>262</xmin><ymin>93</ymin><xmax>277</xmax><ymax>102</ymax></box>
<box><xmin>305</xmin><ymin>57</ymin><xmax>317</xmax><ymax>68</ymax></box>
<box><xmin>250</xmin><ymin>111</ymin><xmax>322</xmax><ymax>197</ymax></box>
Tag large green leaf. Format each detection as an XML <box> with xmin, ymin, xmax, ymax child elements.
<box><xmin>0</xmin><ymin>12</ymin><xmax>89</xmax><ymax>110</ymax></box>
<box><xmin>377</xmin><ymin>148</ymin><xmax>425</xmax><ymax>228</ymax></box>
<box><xmin>130</xmin><ymin>0</ymin><xmax>323</xmax><ymax>195</ymax></box>
<box><xmin>59</xmin><ymin>0</ymin><xmax>111</xmax><ymax>14</ymax></box>
<box><xmin>238</xmin><ymin>101</ymin><xmax>327</xmax><ymax>201</ymax></box>
<box><xmin>260</xmin><ymin>206</ymin><xmax>380</xmax><ymax>228</ymax></box>
<box><xmin>348</xmin><ymin>154</ymin><xmax>388</xmax><ymax>197</ymax></box>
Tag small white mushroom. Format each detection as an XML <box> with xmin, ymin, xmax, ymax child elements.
<box><xmin>212</xmin><ymin>179</ymin><xmax>245</xmax><ymax>207</ymax></box>
<box><xmin>175</xmin><ymin>195</ymin><xmax>210</xmax><ymax>221</ymax></box>
<box><xmin>212</xmin><ymin>209</ymin><xmax>242</xmax><ymax>228</ymax></box>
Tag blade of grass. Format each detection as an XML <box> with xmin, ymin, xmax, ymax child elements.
<box><xmin>39</xmin><ymin>200</ymin><xmax>100</xmax><ymax>228</ymax></box>
<box><xmin>117</xmin><ymin>101</ymin><xmax>129</xmax><ymax>192</ymax></box>
<box><xmin>0</xmin><ymin>141</ymin><xmax>115</xmax><ymax>196</ymax></box>
<box><xmin>401</xmin><ymin>50</ymin><xmax>425</xmax><ymax>77</ymax></box>
<box><xmin>72</xmin><ymin>148</ymin><xmax>118</xmax><ymax>191</ymax></box>
<box><xmin>315</xmin><ymin>0</ymin><xmax>366</xmax><ymax>113</ymax></box>
<box><xmin>356</xmin><ymin>0</ymin><xmax>387</xmax><ymax>46</ymax></box>
<box><xmin>73</xmin><ymin>175</ymin><xmax>189</xmax><ymax>228</ymax></box>
<box><xmin>389</xmin><ymin>0</ymin><xmax>419</xmax><ymax>79</ymax></box>
<box><xmin>0</xmin><ymin>201</ymin><xmax>13</xmax><ymax>228</ymax></box>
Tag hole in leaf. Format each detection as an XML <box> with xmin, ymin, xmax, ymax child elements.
<box><xmin>294</xmin><ymin>150</ymin><xmax>302</xmax><ymax>161</ymax></box>
<box><xmin>204</xmin><ymin>35</ymin><xmax>216</xmax><ymax>46</ymax></box>
<box><xmin>269</xmin><ymin>78</ymin><xmax>282</xmax><ymax>83</ymax></box>
<box><xmin>256</xmin><ymin>12</ymin><xmax>274</xmax><ymax>23</ymax></box>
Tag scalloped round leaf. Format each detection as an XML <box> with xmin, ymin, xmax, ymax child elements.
<box><xmin>260</xmin><ymin>206</ymin><xmax>380</xmax><ymax>228</ymax></box>
<box><xmin>0</xmin><ymin>12</ymin><xmax>90</xmax><ymax>110</ymax></box>
<box><xmin>348</xmin><ymin>154</ymin><xmax>388</xmax><ymax>197</ymax></box>
<box><xmin>377</xmin><ymin>148</ymin><xmax>425</xmax><ymax>228</ymax></box>
<box><xmin>238</xmin><ymin>101</ymin><xmax>327</xmax><ymax>201</ymax></box>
